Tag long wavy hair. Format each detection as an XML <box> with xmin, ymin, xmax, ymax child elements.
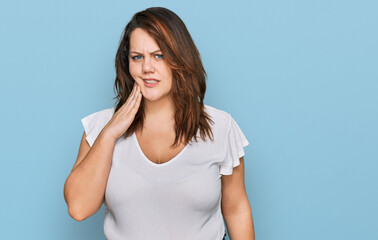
<box><xmin>113</xmin><ymin>7</ymin><xmax>214</xmax><ymax>148</ymax></box>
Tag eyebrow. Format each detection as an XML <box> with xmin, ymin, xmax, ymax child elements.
<box><xmin>129</xmin><ymin>49</ymin><xmax>162</xmax><ymax>54</ymax></box>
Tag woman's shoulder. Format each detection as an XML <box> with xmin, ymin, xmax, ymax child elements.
<box><xmin>82</xmin><ymin>106</ymin><xmax>115</xmax><ymax>121</ymax></box>
<box><xmin>89</xmin><ymin>106</ymin><xmax>115</xmax><ymax>116</ymax></box>
<box><xmin>80</xmin><ymin>106</ymin><xmax>115</xmax><ymax>147</ymax></box>
<box><xmin>204</xmin><ymin>104</ymin><xmax>233</xmax><ymax>129</ymax></box>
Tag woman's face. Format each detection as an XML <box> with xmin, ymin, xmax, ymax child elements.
<box><xmin>128</xmin><ymin>28</ymin><xmax>173</xmax><ymax>103</ymax></box>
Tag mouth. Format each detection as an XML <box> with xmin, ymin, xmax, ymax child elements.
<box><xmin>142</xmin><ymin>78</ymin><xmax>160</xmax><ymax>88</ymax></box>
<box><xmin>143</xmin><ymin>78</ymin><xmax>160</xmax><ymax>84</ymax></box>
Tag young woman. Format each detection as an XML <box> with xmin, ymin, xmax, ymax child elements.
<box><xmin>64</xmin><ymin>7</ymin><xmax>255</xmax><ymax>240</ymax></box>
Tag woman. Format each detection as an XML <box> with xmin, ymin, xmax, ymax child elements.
<box><xmin>64</xmin><ymin>7</ymin><xmax>255</xmax><ymax>240</ymax></box>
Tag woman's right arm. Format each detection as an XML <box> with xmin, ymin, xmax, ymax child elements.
<box><xmin>64</xmin><ymin>129</ymin><xmax>115</xmax><ymax>222</ymax></box>
<box><xmin>64</xmin><ymin>83</ymin><xmax>142</xmax><ymax>221</ymax></box>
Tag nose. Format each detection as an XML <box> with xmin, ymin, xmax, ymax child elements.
<box><xmin>142</xmin><ymin>56</ymin><xmax>154</xmax><ymax>73</ymax></box>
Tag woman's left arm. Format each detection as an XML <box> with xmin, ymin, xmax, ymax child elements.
<box><xmin>221</xmin><ymin>157</ymin><xmax>255</xmax><ymax>240</ymax></box>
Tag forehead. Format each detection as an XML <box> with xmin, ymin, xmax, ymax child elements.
<box><xmin>129</xmin><ymin>28</ymin><xmax>160</xmax><ymax>51</ymax></box>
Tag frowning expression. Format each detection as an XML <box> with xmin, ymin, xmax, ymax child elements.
<box><xmin>128</xmin><ymin>28</ymin><xmax>173</xmax><ymax>103</ymax></box>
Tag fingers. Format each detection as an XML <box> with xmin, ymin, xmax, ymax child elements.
<box><xmin>131</xmin><ymin>83</ymin><xmax>140</xmax><ymax>101</ymax></box>
<box><xmin>108</xmin><ymin>82</ymin><xmax>141</xmax><ymax>139</ymax></box>
<box><xmin>131</xmin><ymin>91</ymin><xmax>142</xmax><ymax>114</ymax></box>
<box><xmin>130</xmin><ymin>84</ymin><xmax>140</xmax><ymax>104</ymax></box>
<box><xmin>121</xmin><ymin>85</ymin><xmax>134</xmax><ymax>109</ymax></box>
<box><xmin>123</xmin><ymin>82</ymin><xmax>140</xmax><ymax>109</ymax></box>
<box><xmin>124</xmin><ymin>83</ymin><xmax>141</xmax><ymax>113</ymax></box>
<box><xmin>130</xmin><ymin>85</ymin><xmax>141</xmax><ymax>108</ymax></box>
<box><xmin>129</xmin><ymin>83</ymin><xmax>138</xmax><ymax>102</ymax></box>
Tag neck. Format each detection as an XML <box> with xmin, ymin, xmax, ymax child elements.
<box><xmin>143</xmin><ymin>94</ymin><xmax>175</xmax><ymax>122</ymax></box>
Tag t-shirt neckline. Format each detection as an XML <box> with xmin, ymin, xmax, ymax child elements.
<box><xmin>132</xmin><ymin>132</ymin><xmax>190</xmax><ymax>167</ymax></box>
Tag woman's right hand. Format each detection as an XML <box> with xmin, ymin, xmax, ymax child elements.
<box><xmin>104</xmin><ymin>82</ymin><xmax>142</xmax><ymax>140</ymax></box>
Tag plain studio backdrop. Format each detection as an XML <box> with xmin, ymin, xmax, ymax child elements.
<box><xmin>0</xmin><ymin>0</ymin><xmax>377</xmax><ymax>239</ymax></box>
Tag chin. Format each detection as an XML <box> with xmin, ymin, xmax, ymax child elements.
<box><xmin>143</xmin><ymin>95</ymin><xmax>160</xmax><ymax>102</ymax></box>
<box><xmin>141</xmin><ymin>90</ymin><xmax>171</xmax><ymax>102</ymax></box>
<box><xmin>140</xmin><ymin>90</ymin><xmax>160</xmax><ymax>101</ymax></box>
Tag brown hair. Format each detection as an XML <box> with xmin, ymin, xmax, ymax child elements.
<box><xmin>113</xmin><ymin>7</ymin><xmax>214</xmax><ymax>148</ymax></box>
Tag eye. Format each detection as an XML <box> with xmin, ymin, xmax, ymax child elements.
<box><xmin>155</xmin><ymin>54</ymin><xmax>163</xmax><ymax>59</ymax></box>
<box><xmin>131</xmin><ymin>55</ymin><xmax>142</xmax><ymax>60</ymax></box>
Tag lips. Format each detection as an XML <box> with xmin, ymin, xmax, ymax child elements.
<box><xmin>143</xmin><ymin>78</ymin><xmax>160</xmax><ymax>82</ymax></box>
<box><xmin>142</xmin><ymin>78</ymin><xmax>160</xmax><ymax>88</ymax></box>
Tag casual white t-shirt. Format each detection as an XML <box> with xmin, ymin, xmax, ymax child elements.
<box><xmin>80</xmin><ymin>104</ymin><xmax>249</xmax><ymax>240</ymax></box>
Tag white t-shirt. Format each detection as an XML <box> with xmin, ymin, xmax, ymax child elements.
<box><xmin>80</xmin><ymin>104</ymin><xmax>249</xmax><ymax>240</ymax></box>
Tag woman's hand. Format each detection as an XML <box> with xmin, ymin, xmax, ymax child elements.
<box><xmin>104</xmin><ymin>82</ymin><xmax>142</xmax><ymax>140</ymax></box>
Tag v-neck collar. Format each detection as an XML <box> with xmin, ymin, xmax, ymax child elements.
<box><xmin>132</xmin><ymin>132</ymin><xmax>190</xmax><ymax>167</ymax></box>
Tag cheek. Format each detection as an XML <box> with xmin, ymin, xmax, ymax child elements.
<box><xmin>162</xmin><ymin>65</ymin><xmax>173</xmax><ymax>82</ymax></box>
<box><xmin>167</xmin><ymin>71</ymin><xmax>173</xmax><ymax>86</ymax></box>
<box><xmin>129</xmin><ymin>63</ymin><xmax>139</xmax><ymax>79</ymax></box>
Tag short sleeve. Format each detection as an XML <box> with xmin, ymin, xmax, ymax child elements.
<box><xmin>219</xmin><ymin>115</ymin><xmax>250</xmax><ymax>175</ymax></box>
<box><xmin>80</xmin><ymin>107</ymin><xmax>114</xmax><ymax>147</ymax></box>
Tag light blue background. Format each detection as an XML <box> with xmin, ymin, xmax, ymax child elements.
<box><xmin>1</xmin><ymin>0</ymin><xmax>377</xmax><ymax>239</ymax></box>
